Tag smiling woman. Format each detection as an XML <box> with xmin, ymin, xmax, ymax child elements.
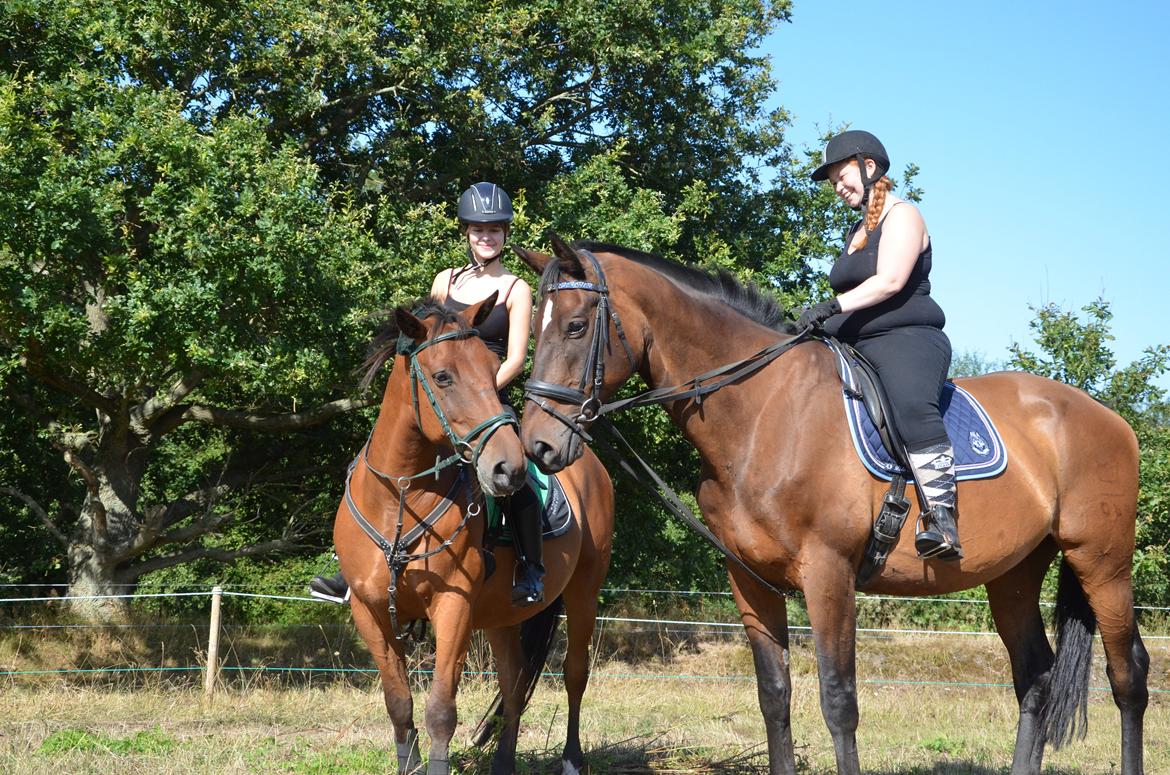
<box><xmin>312</xmin><ymin>182</ymin><xmax>546</xmax><ymax>609</ymax></box>
<box><xmin>803</xmin><ymin>129</ymin><xmax>959</xmax><ymax>560</ymax></box>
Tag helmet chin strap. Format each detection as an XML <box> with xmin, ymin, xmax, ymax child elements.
<box><xmin>855</xmin><ymin>152</ymin><xmax>881</xmax><ymax>215</ymax></box>
<box><xmin>464</xmin><ymin>244</ymin><xmax>504</xmax><ymax>271</ymax></box>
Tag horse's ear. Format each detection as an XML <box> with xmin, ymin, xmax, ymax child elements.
<box><xmin>464</xmin><ymin>290</ymin><xmax>499</xmax><ymax>329</ymax></box>
<box><xmin>548</xmin><ymin>232</ymin><xmax>585</xmax><ymax>279</ymax></box>
<box><xmin>512</xmin><ymin>245</ymin><xmax>551</xmax><ymax>274</ymax></box>
<box><xmin>394</xmin><ymin>306</ymin><xmax>429</xmax><ymax>345</ymax></box>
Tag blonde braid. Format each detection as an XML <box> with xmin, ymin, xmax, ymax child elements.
<box><xmin>854</xmin><ymin>175</ymin><xmax>894</xmax><ymax>250</ymax></box>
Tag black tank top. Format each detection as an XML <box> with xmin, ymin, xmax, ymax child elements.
<box><xmin>444</xmin><ymin>275</ymin><xmax>519</xmax><ymax>360</ymax></box>
<box><xmin>823</xmin><ymin>209</ymin><xmax>945</xmax><ymax>340</ymax></box>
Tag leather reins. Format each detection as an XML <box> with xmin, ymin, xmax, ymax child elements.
<box><xmin>524</xmin><ymin>249</ymin><xmax>815</xmax><ymax>597</ymax></box>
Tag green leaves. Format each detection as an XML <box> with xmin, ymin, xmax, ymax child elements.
<box><xmin>1009</xmin><ymin>299</ymin><xmax>1169</xmax><ymax>422</ymax></box>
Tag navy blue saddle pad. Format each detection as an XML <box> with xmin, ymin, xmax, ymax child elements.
<box><xmin>837</xmin><ymin>363</ymin><xmax>1008</xmax><ymax>482</ymax></box>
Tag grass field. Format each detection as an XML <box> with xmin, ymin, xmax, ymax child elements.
<box><xmin>1</xmin><ymin>630</ymin><xmax>1166</xmax><ymax>774</ymax></box>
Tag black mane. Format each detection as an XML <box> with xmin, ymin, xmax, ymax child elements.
<box><xmin>570</xmin><ymin>241</ymin><xmax>795</xmax><ymax>333</ymax></box>
<box><xmin>359</xmin><ymin>296</ymin><xmax>466</xmax><ymax>389</ymax></box>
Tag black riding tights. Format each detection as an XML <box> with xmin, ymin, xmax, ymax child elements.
<box><xmin>850</xmin><ymin>326</ymin><xmax>952</xmax><ymax>450</ymax></box>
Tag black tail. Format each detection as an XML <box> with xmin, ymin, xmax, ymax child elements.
<box><xmin>472</xmin><ymin>595</ymin><xmax>565</xmax><ymax>747</ymax></box>
<box><xmin>1041</xmin><ymin>558</ymin><xmax>1096</xmax><ymax>749</ymax></box>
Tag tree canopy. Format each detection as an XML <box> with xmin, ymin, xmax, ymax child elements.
<box><xmin>2</xmin><ymin>0</ymin><xmax>836</xmax><ymax>615</ymax></box>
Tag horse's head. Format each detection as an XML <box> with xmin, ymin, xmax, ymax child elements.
<box><xmin>513</xmin><ymin>234</ymin><xmax>644</xmax><ymax>472</ymax></box>
<box><xmin>387</xmin><ymin>295</ymin><xmax>527</xmax><ymax>496</ymax></box>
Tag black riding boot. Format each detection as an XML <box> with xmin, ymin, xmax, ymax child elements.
<box><xmin>508</xmin><ymin>484</ymin><xmax>545</xmax><ymax>607</ymax></box>
<box><xmin>308</xmin><ymin>570</ymin><xmax>350</xmax><ymax>603</ymax></box>
<box><xmin>914</xmin><ymin>503</ymin><xmax>963</xmax><ymax>560</ymax></box>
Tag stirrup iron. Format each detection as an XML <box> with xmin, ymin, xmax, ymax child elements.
<box><xmin>914</xmin><ymin>506</ymin><xmax>962</xmax><ymax>561</ymax></box>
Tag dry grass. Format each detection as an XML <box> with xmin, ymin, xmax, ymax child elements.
<box><xmin>1</xmin><ymin>632</ymin><xmax>1166</xmax><ymax>774</ymax></box>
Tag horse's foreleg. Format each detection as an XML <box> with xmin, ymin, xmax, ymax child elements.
<box><xmin>560</xmin><ymin>581</ymin><xmax>602</xmax><ymax>775</ymax></box>
<box><xmin>424</xmin><ymin>594</ymin><xmax>476</xmax><ymax>775</ymax></box>
<box><xmin>483</xmin><ymin>626</ymin><xmax>525</xmax><ymax>775</ymax></box>
<box><xmin>985</xmin><ymin>542</ymin><xmax>1058</xmax><ymax>775</ymax></box>
<box><xmin>728</xmin><ymin>568</ymin><xmax>797</xmax><ymax>775</ymax></box>
<box><xmin>801</xmin><ymin>561</ymin><xmax>861</xmax><ymax>775</ymax></box>
<box><xmin>350</xmin><ymin>598</ymin><xmax>421</xmax><ymax>774</ymax></box>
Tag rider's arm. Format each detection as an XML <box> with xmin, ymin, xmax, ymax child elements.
<box><xmin>430</xmin><ymin>268</ymin><xmax>452</xmax><ymax>302</ymax></box>
<box><xmin>835</xmin><ymin>203</ymin><xmax>926</xmax><ymax>313</ymax></box>
<box><xmin>496</xmin><ymin>279</ymin><xmax>533</xmax><ymax>389</ymax></box>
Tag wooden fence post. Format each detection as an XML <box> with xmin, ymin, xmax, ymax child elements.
<box><xmin>204</xmin><ymin>585</ymin><xmax>223</xmax><ymax>697</ymax></box>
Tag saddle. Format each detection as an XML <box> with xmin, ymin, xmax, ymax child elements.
<box><xmin>819</xmin><ymin>336</ymin><xmax>1007</xmax><ymax>586</ymax></box>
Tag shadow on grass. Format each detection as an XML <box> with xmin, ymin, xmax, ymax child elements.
<box><xmin>454</xmin><ymin>739</ymin><xmax>1099</xmax><ymax>775</ymax></box>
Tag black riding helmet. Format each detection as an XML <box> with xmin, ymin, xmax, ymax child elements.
<box><xmin>457</xmin><ymin>182</ymin><xmax>514</xmax><ymax>225</ymax></box>
<box><xmin>810</xmin><ymin>129</ymin><xmax>890</xmax><ymax>189</ymax></box>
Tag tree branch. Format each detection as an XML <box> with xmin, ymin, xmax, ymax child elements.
<box><xmin>1</xmin><ymin>486</ymin><xmax>69</xmax><ymax>549</ymax></box>
<box><xmin>20</xmin><ymin>345</ymin><xmax>119</xmax><ymax>416</ymax></box>
<box><xmin>120</xmin><ymin>464</ymin><xmax>335</xmax><ymax>564</ymax></box>
<box><xmin>134</xmin><ymin>370</ymin><xmax>206</xmax><ymax>427</ymax></box>
<box><xmin>527</xmin><ymin>67</ymin><xmax>600</xmax><ymax>116</ymax></box>
<box><xmin>177</xmin><ymin>397</ymin><xmax>373</xmax><ymax>431</ymax></box>
<box><xmin>268</xmin><ymin>80</ymin><xmax>413</xmax><ymax>135</ymax></box>
<box><xmin>123</xmin><ymin>537</ymin><xmax>307</xmax><ymax>581</ymax></box>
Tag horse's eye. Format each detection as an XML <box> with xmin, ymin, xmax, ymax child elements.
<box><xmin>432</xmin><ymin>371</ymin><xmax>453</xmax><ymax>387</ymax></box>
<box><xmin>566</xmin><ymin>320</ymin><xmax>587</xmax><ymax>337</ymax></box>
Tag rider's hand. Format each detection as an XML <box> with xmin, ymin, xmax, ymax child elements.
<box><xmin>796</xmin><ymin>298</ymin><xmax>842</xmax><ymax>330</ymax></box>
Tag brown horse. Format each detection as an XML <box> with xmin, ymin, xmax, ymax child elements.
<box><xmin>514</xmin><ymin>236</ymin><xmax>1149</xmax><ymax>775</ymax></box>
<box><xmin>333</xmin><ymin>296</ymin><xmax>614</xmax><ymax>775</ymax></box>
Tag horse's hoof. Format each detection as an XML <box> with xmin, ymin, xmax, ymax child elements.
<box><xmin>425</xmin><ymin>758</ymin><xmax>449</xmax><ymax>775</ymax></box>
<box><xmin>562</xmin><ymin>757</ymin><xmax>583</xmax><ymax>775</ymax></box>
<box><xmin>397</xmin><ymin>729</ymin><xmax>423</xmax><ymax>774</ymax></box>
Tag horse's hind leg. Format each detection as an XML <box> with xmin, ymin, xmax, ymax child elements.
<box><xmin>985</xmin><ymin>540</ymin><xmax>1059</xmax><ymax>775</ymax></box>
<box><xmin>1062</xmin><ymin>547</ymin><xmax>1149</xmax><ymax>775</ymax></box>
<box><xmin>728</xmin><ymin>568</ymin><xmax>799</xmax><ymax>775</ymax></box>
<box><xmin>350</xmin><ymin>598</ymin><xmax>422</xmax><ymax>774</ymax></box>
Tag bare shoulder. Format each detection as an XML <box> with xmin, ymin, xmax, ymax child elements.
<box><xmin>884</xmin><ymin>198</ymin><xmax>927</xmax><ymax>238</ymax></box>
<box><xmin>505</xmin><ymin>275</ymin><xmax>533</xmax><ymax>308</ymax></box>
<box><xmin>430</xmin><ymin>267</ymin><xmax>453</xmax><ymax>298</ymax></box>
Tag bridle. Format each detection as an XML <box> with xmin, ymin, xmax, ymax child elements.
<box><xmin>523</xmin><ymin>249</ymin><xmax>636</xmax><ymax>442</ymax></box>
<box><xmin>520</xmin><ymin>247</ymin><xmax>814</xmax><ymax>599</ymax></box>
<box><xmin>399</xmin><ymin>326</ymin><xmax>517</xmax><ymax>466</ymax></box>
<box><xmin>346</xmin><ymin>321</ymin><xmax>518</xmax><ymax>631</ymax></box>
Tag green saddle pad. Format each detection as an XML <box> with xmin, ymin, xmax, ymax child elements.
<box><xmin>485</xmin><ymin>461</ymin><xmax>570</xmax><ymax>539</ymax></box>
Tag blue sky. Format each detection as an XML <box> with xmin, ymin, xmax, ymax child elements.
<box><xmin>761</xmin><ymin>1</ymin><xmax>1169</xmax><ymax>386</ymax></box>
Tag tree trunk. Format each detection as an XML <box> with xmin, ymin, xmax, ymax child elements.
<box><xmin>64</xmin><ymin>435</ymin><xmax>145</xmax><ymax>623</ymax></box>
<box><xmin>66</xmin><ymin>535</ymin><xmax>129</xmax><ymax>622</ymax></box>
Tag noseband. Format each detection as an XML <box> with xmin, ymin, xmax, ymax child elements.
<box><xmin>524</xmin><ymin>249</ymin><xmax>636</xmax><ymax>441</ymax></box>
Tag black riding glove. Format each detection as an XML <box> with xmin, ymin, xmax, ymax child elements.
<box><xmin>796</xmin><ymin>298</ymin><xmax>842</xmax><ymax>330</ymax></box>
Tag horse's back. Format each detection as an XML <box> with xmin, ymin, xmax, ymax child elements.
<box><xmin>956</xmin><ymin>370</ymin><xmax>1138</xmax><ymax>466</ymax></box>
<box><xmin>955</xmin><ymin>370</ymin><xmax>1139</xmax><ymax>542</ymax></box>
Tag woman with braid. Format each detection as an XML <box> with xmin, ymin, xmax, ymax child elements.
<box><xmin>797</xmin><ymin>130</ymin><xmax>959</xmax><ymax>560</ymax></box>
